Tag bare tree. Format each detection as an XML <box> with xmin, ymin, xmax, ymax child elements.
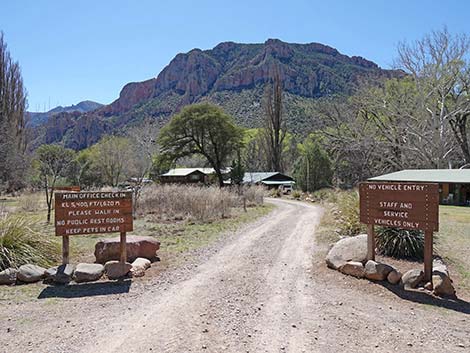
<box><xmin>0</xmin><ymin>32</ymin><xmax>28</xmax><ymax>192</ymax></box>
<box><xmin>262</xmin><ymin>67</ymin><xmax>287</xmax><ymax>172</ymax></box>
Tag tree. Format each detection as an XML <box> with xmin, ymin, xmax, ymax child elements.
<box><xmin>230</xmin><ymin>150</ymin><xmax>245</xmax><ymax>187</ymax></box>
<box><xmin>91</xmin><ymin>136</ymin><xmax>131</xmax><ymax>187</ymax></box>
<box><xmin>159</xmin><ymin>103</ymin><xmax>244</xmax><ymax>187</ymax></box>
<box><xmin>396</xmin><ymin>27</ymin><xmax>470</xmax><ymax>167</ymax></box>
<box><xmin>294</xmin><ymin>135</ymin><xmax>333</xmax><ymax>192</ymax></box>
<box><xmin>36</xmin><ymin>144</ymin><xmax>75</xmax><ymax>223</ymax></box>
<box><xmin>126</xmin><ymin>120</ymin><xmax>160</xmax><ymax>215</ymax></box>
<box><xmin>262</xmin><ymin>67</ymin><xmax>287</xmax><ymax>172</ymax></box>
<box><xmin>0</xmin><ymin>32</ymin><xmax>28</xmax><ymax>192</ymax></box>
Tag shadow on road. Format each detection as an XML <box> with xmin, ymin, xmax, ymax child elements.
<box><xmin>379</xmin><ymin>282</ymin><xmax>470</xmax><ymax>315</ymax></box>
<box><xmin>38</xmin><ymin>280</ymin><xmax>132</xmax><ymax>299</ymax></box>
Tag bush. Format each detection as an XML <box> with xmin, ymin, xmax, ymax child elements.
<box><xmin>242</xmin><ymin>185</ymin><xmax>265</xmax><ymax>206</ymax></box>
<box><xmin>137</xmin><ymin>184</ymin><xmax>264</xmax><ymax>222</ymax></box>
<box><xmin>292</xmin><ymin>190</ymin><xmax>302</xmax><ymax>199</ymax></box>
<box><xmin>19</xmin><ymin>192</ymin><xmax>46</xmax><ymax>213</ymax></box>
<box><xmin>376</xmin><ymin>227</ymin><xmax>426</xmax><ymax>259</ymax></box>
<box><xmin>0</xmin><ymin>215</ymin><xmax>60</xmax><ymax>270</ymax></box>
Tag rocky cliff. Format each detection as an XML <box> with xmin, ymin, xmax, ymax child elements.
<box><xmin>38</xmin><ymin>39</ymin><xmax>404</xmax><ymax>149</ymax></box>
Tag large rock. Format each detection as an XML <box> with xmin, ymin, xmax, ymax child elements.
<box><xmin>325</xmin><ymin>234</ymin><xmax>368</xmax><ymax>270</ymax></box>
<box><xmin>95</xmin><ymin>236</ymin><xmax>160</xmax><ymax>264</ymax></box>
<box><xmin>0</xmin><ymin>268</ymin><xmax>18</xmax><ymax>285</ymax></box>
<box><xmin>130</xmin><ymin>257</ymin><xmax>151</xmax><ymax>278</ymax></box>
<box><xmin>401</xmin><ymin>269</ymin><xmax>424</xmax><ymax>289</ymax></box>
<box><xmin>364</xmin><ymin>260</ymin><xmax>394</xmax><ymax>281</ymax></box>
<box><xmin>433</xmin><ymin>271</ymin><xmax>456</xmax><ymax>297</ymax></box>
<box><xmin>387</xmin><ymin>269</ymin><xmax>402</xmax><ymax>285</ymax></box>
<box><xmin>433</xmin><ymin>258</ymin><xmax>449</xmax><ymax>276</ymax></box>
<box><xmin>339</xmin><ymin>261</ymin><xmax>365</xmax><ymax>278</ymax></box>
<box><xmin>17</xmin><ymin>264</ymin><xmax>46</xmax><ymax>283</ymax></box>
<box><xmin>44</xmin><ymin>264</ymin><xmax>75</xmax><ymax>284</ymax></box>
<box><xmin>104</xmin><ymin>261</ymin><xmax>132</xmax><ymax>280</ymax></box>
<box><xmin>74</xmin><ymin>263</ymin><xmax>105</xmax><ymax>283</ymax></box>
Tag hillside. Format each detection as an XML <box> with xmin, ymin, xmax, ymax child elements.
<box><xmin>29</xmin><ymin>100</ymin><xmax>103</xmax><ymax>126</ymax></box>
<box><xmin>38</xmin><ymin>39</ymin><xmax>403</xmax><ymax>150</ymax></box>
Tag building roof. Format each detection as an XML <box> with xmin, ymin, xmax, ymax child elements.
<box><xmin>243</xmin><ymin>172</ymin><xmax>279</xmax><ymax>184</ymax></box>
<box><xmin>161</xmin><ymin>168</ymin><xmax>231</xmax><ymax>177</ymax></box>
<box><xmin>262</xmin><ymin>180</ymin><xmax>295</xmax><ymax>185</ymax></box>
<box><xmin>369</xmin><ymin>169</ymin><xmax>470</xmax><ymax>184</ymax></box>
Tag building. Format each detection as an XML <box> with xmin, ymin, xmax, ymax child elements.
<box><xmin>160</xmin><ymin>168</ymin><xmax>231</xmax><ymax>184</ymax></box>
<box><xmin>369</xmin><ymin>169</ymin><xmax>470</xmax><ymax>206</ymax></box>
<box><xmin>160</xmin><ymin>168</ymin><xmax>209</xmax><ymax>184</ymax></box>
<box><xmin>243</xmin><ymin>172</ymin><xmax>295</xmax><ymax>188</ymax></box>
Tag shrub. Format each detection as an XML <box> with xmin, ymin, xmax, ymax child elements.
<box><xmin>376</xmin><ymin>227</ymin><xmax>427</xmax><ymax>259</ymax></box>
<box><xmin>242</xmin><ymin>185</ymin><xmax>265</xmax><ymax>206</ymax></box>
<box><xmin>137</xmin><ymin>184</ymin><xmax>263</xmax><ymax>222</ymax></box>
<box><xmin>292</xmin><ymin>190</ymin><xmax>302</xmax><ymax>199</ymax></box>
<box><xmin>0</xmin><ymin>215</ymin><xmax>60</xmax><ymax>270</ymax></box>
<box><xmin>19</xmin><ymin>192</ymin><xmax>46</xmax><ymax>213</ymax></box>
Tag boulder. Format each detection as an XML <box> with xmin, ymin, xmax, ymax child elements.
<box><xmin>433</xmin><ymin>258</ymin><xmax>449</xmax><ymax>276</ymax></box>
<box><xmin>95</xmin><ymin>236</ymin><xmax>160</xmax><ymax>264</ymax></box>
<box><xmin>104</xmin><ymin>261</ymin><xmax>132</xmax><ymax>280</ymax></box>
<box><xmin>387</xmin><ymin>269</ymin><xmax>402</xmax><ymax>285</ymax></box>
<box><xmin>325</xmin><ymin>234</ymin><xmax>368</xmax><ymax>270</ymax></box>
<box><xmin>44</xmin><ymin>264</ymin><xmax>75</xmax><ymax>284</ymax></box>
<box><xmin>17</xmin><ymin>264</ymin><xmax>46</xmax><ymax>283</ymax></box>
<box><xmin>0</xmin><ymin>268</ymin><xmax>18</xmax><ymax>285</ymax></box>
<box><xmin>433</xmin><ymin>271</ymin><xmax>456</xmax><ymax>297</ymax></box>
<box><xmin>364</xmin><ymin>260</ymin><xmax>394</xmax><ymax>281</ymax></box>
<box><xmin>339</xmin><ymin>261</ymin><xmax>365</xmax><ymax>278</ymax></box>
<box><xmin>74</xmin><ymin>263</ymin><xmax>105</xmax><ymax>283</ymax></box>
<box><xmin>130</xmin><ymin>257</ymin><xmax>151</xmax><ymax>278</ymax></box>
<box><xmin>401</xmin><ymin>269</ymin><xmax>424</xmax><ymax>289</ymax></box>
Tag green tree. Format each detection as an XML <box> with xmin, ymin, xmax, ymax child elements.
<box><xmin>91</xmin><ymin>136</ymin><xmax>131</xmax><ymax>186</ymax></box>
<box><xmin>36</xmin><ymin>144</ymin><xmax>75</xmax><ymax>223</ymax></box>
<box><xmin>159</xmin><ymin>103</ymin><xmax>244</xmax><ymax>187</ymax></box>
<box><xmin>230</xmin><ymin>150</ymin><xmax>245</xmax><ymax>186</ymax></box>
<box><xmin>294</xmin><ymin>135</ymin><xmax>332</xmax><ymax>192</ymax></box>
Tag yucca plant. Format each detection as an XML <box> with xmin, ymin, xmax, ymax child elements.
<box><xmin>0</xmin><ymin>215</ymin><xmax>60</xmax><ymax>270</ymax></box>
<box><xmin>375</xmin><ymin>227</ymin><xmax>427</xmax><ymax>259</ymax></box>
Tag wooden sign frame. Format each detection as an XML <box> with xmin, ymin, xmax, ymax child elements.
<box><xmin>359</xmin><ymin>182</ymin><xmax>439</xmax><ymax>283</ymax></box>
<box><xmin>54</xmin><ymin>191</ymin><xmax>133</xmax><ymax>265</ymax></box>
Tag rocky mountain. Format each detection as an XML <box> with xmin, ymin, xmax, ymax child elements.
<box><xmin>38</xmin><ymin>39</ymin><xmax>404</xmax><ymax>150</ymax></box>
<box><xmin>29</xmin><ymin>100</ymin><xmax>103</xmax><ymax>126</ymax></box>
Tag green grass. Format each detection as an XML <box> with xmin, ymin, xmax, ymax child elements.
<box><xmin>436</xmin><ymin>206</ymin><xmax>470</xmax><ymax>293</ymax></box>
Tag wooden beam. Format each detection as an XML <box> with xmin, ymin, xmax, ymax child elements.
<box><xmin>367</xmin><ymin>224</ymin><xmax>375</xmax><ymax>261</ymax></box>
<box><xmin>120</xmin><ymin>232</ymin><xmax>127</xmax><ymax>263</ymax></box>
<box><xmin>424</xmin><ymin>230</ymin><xmax>433</xmax><ymax>283</ymax></box>
<box><xmin>62</xmin><ymin>235</ymin><xmax>69</xmax><ymax>264</ymax></box>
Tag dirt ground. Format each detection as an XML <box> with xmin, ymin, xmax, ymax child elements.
<box><xmin>0</xmin><ymin>199</ymin><xmax>469</xmax><ymax>353</ymax></box>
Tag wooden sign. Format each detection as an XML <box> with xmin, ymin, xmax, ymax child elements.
<box><xmin>54</xmin><ymin>186</ymin><xmax>81</xmax><ymax>192</ymax></box>
<box><xmin>360</xmin><ymin>182</ymin><xmax>439</xmax><ymax>231</ymax></box>
<box><xmin>359</xmin><ymin>182</ymin><xmax>439</xmax><ymax>283</ymax></box>
<box><xmin>54</xmin><ymin>192</ymin><xmax>133</xmax><ymax>236</ymax></box>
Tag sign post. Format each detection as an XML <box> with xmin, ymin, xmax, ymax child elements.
<box><xmin>359</xmin><ymin>182</ymin><xmax>439</xmax><ymax>283</ymax></box>
<box><xmin>55</xmin><ymin>191</ymin><xmax>133</xmax><ymax>264</ymax></box>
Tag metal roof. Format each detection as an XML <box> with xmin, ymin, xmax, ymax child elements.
<box><xmin>243</xmin><ymin>172</ymin><xmax>278</xmax><ymax>184</ymax></box>
<box><xmin>369</xmin><ymin>169</ymin><xmax>470</xmax><ymax>184</ymax></box>
<box><xmin>262</xmin><ymin>180</ymin><xmax>296</xmax><ymax>185</ymax></box>
<box><xmin>161</xmin><ymin>168</ymin><xmax>230</xmax><ymax>177</ymax></box>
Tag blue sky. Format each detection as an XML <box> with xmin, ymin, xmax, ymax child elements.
<box><xmin>1</xmin><ymin>0</ymin><xmax>468</xmax><ymax>111</ymax></box>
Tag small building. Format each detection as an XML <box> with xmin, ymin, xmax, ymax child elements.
<box><xmin>243</xmin><ymin>172</ymin><xmax>295</xmax><ymax>188</ymax></box>
<box><xmin>369</xmin><ymin>169</ymin><xmax>470</xmax><ymax>206</ymax></box>
<box><xmin>159</xmin><ymin>168</ymin><xmax>231</xmax><ymax>184</ymax></box>
<box><xmin>160</xmin><ymin>168</ymin><xmax>209</xmax><ymax>184</ymax></box>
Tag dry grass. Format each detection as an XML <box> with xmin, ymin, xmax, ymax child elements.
<box><xmin>137</xmin><ymin>184</ymin><xmax>264</xmax><ymax>223</ymax></box>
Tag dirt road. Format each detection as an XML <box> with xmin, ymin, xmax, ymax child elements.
<box><xmin>2</xmin><ymin>199</ymin><xmax>469</xmax><ymax>353</ymax></box>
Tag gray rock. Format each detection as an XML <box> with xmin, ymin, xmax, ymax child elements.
<box><xmin>401</xmin><ymin>269</ymin><xmax>424</xmax><ymax>289</ymax></box>
<box><xmin>45</xmin><ymin>264</ymin><xmax>75</xmax><ymax>284</ymax></box>
<box><xmin>17</xmin><ymin>264</ymin><xmax>46</xmax><ymax>283</ymax></box>
<box><xmin>387</xmin><ymin>269</ymin><xmax>402</xmax><ymax>285</ymax></box>
<box><xmin>325</xmin><ymin>234</ymin><xmax>368</xmax><ymax>270</ymax></box>
<box><xmin>433</xmin><ymin>271</ymin><xmax>455</xmax><ymax>297</ymax></box>
<box><xmin>130</xmin><ymin>257</ymin><xmax>151</xmax><ymax>278</ymax></box>
<box><xmin>364</xmin><ymin>260</ymin><xmax>394</xmax><ymax>281</ymax></box>
<box><xmin>0</xmin><ymin>268</ymin><xmax>18</xmax><ymax>285</ymax></box>
<box><xmin>95</xmin><ymin>236</ymin><xmax>160</xmax><ymax>264</ymax></box>
<box><xmin>74</xmin><ymin>263</ymin><xmax>104</xmax><ymax>283</ymax></box>
<box><xmin>339</xmin><ymin>261</ymin><xmax>365</xmax><ymax>278</ymax></box>
<box><xmin>433</xmin><ymin>258</ymin><xmax>449</xmax><ymax>276</ymax></box>
<box><xmin>104</xmin><ymin>261</ymin><xmax>132</xmax><ymax>280</ymax></box>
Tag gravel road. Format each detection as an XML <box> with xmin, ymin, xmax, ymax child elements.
<box><xmin>2</xmin><ymin>198</ymin><xmax>469</xmax><ymax>353</ymax></box>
